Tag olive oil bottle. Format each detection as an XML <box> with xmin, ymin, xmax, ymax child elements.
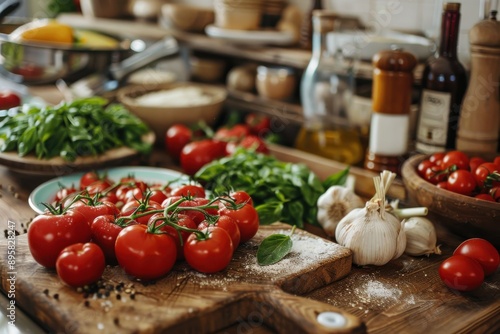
<box><xmin>295</xmin><ymin>10</ymin><xmax>363</xmax><ymax>165</ymax></box>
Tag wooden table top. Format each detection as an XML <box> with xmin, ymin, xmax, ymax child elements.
<box><xmin>0</xmin><ymin>150</ymin><xmax>499</xmax><ymax>334</ymax></box>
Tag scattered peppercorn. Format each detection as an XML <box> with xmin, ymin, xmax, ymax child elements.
<box><xmin>53</xmin><ymin>293</ymin><xmax>59</xmax><ymax>300</ymax></box>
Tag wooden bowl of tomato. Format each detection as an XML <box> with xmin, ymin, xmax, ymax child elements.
<box><xmin>401</xmin><ymin>152</ymin><xmax>500</xmax><ymax>248</ymax></box>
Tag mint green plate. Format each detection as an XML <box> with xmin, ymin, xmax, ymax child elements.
<box><xmin>28</xmin><ymin>166</ymin><xmax>189</xmax><ymax>214</ymax></box>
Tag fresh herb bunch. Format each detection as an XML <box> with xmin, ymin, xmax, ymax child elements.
<box><xmin>195</xmin><ymin>149</ymin><xmax>349</xmax><ymax>228</ymax></box>
<box><xmin>0</xmin><ymin>97</ymin><xmax>152</xmax><ymax>161</ymax></box>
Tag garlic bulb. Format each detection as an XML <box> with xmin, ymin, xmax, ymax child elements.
<box><xmin>317</xmin><ymin>185</ymin><xmax>364</xmax><ymax>238</ymax></box>
<box><xmin>404</xmin><ymin>217</ymin><xmax>442</xmax><ymax>256</ymax></box>
<box><xmin>335</xmin><ymin>170</ymin><xmax>406</xmax><ymax>266</ymax></box>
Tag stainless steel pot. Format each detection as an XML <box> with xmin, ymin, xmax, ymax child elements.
<box><xmin>0</xmin><ymin>27</ymin><xmax>134</xmax><ymax>85</ymax></box>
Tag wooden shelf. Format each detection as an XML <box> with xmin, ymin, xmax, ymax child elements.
<box><xmin>57</xmin><ymin>14</ymin><xmax>423</xmax><ymax>82</ymax></box>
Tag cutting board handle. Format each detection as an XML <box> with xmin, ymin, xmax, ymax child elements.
<box><xmin>256</xmin><ymin>290</ymin><xmax>365</xmax><ymax>334</ymax></box>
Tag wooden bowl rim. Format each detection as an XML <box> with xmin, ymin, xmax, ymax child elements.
<box><xmin>401</xmin><ymin>154</ymin><xmax>500</xmax><ymax>211</ymax></box>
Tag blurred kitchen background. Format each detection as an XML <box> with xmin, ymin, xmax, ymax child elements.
<box><xmin>13</xmin><ymin>0</ymin><xmax>497</xmax><ymax>70</ymax></box>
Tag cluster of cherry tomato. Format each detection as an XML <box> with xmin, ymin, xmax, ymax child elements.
<box><xmin>165</xmin><ymin>113</ymin><xmax>271</xmax><ymax>175</ymax></box>
<box><xmin>417</xmin><ymin>150</ymin><xmax>500</xmax><ymax>201</ymax></box>
<box><xmin>439</xmin><ymin>238</ymin><xmax>499</xmax><ymax>291</ymax></box>
<box><xmin>27</xmin><ymin>171</ymin><xmax>260</xmax><ymax>287</ymax></box>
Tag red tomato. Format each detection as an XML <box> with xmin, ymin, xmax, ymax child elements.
<box><xmin>214</xmin><ymin>124</ymin><xmax>251</xmax><ymax>142</ymax></box>
<box><xmin>490</xmin><ymin>187</ymin><xmax>500</xmax><ymax>202</ymax></box>
<box><xmin>446</xmin><ymin>170</ymin><xmax>476</xmax><ymax>196</ymax></box>
<box><xmin>441</xmin><ymin>151</ymin><xmax>470</xmax><ymax>171</ymax></box>
<box><xmin>474</xmin><ymin>162</ymin><xmax>500</xmax><ymax>188</ymax></box>
<box><xmin>226</xmin><ymin>135</ymin><xmax>269</xmax><ymax>155</ymax></box>
<box><xmin>454</xmin><ymin>238</ymin><xmax>500</xmax><ymax>276</ymax></box>
<box><xmin>162</xmin><ymin>196</ymin><xmax>206</xmax><ymax>225</ymax></box>
<box><xmin>229</xmin><ymin>190</ymin><xmax>254</xmax><ymax>207</ymax></box>
<box><xmin>494</xmin><ymin>156</ymin><xmax>500</xmax><ymax>167</ymax></box>
<box><xmin>54</xmin><ymin>185</ymin><xmax>78</xmax><ymax>203</ymax></box>
<box><xmin>219</xmin><ymin>203</ymin><xmax>259</xmax><ymax>243</ymax></box>
<box><xmin>198</xmin><ymin>215</ymin><xmax>241</xmax><ymax>250</ymax></box>
<box><xmin>165</xmin><ymin>124</ymin><xmax>192</xmax><ymax>161</ymax></box>
<box><xmin>184</xmin><ymin>227</ymin><xmax>234</xmax><ymax>273</ymax></box>
<box><xmin>115</xmin><ymin>224</ymin><xmax>177</xmax><ymax>280</ymax></box>
<box><xmin>424</xmin><ymin>165</ymin><xmax>447</xmax><ymax>185</ymax></box>
<box><xmin>474</xmin><ymin>193</ymin><xmax>495</xmax><ymax>202</ymax></box>
<box><xmin>156</xmin><ymin>213</ymin><xmax>197</xmax><ymax>260</ymax></box>
<box><xmin>79</xmin><ymin>171</ymin><xmax>109</xmax><ymax>190</ymax></box>
<box><xmin>84</xmin><ymin>180</ymin><xmax>112</xmax><ymax>196</ymax></box>
<box><xmin>439</xmin><ymin>255</ymin><xmax>484</xmax><ymax>291</ymax></box>
<box><xmin>417</xmin><ymin>159</ymin><xmax>435</xmax><ymax>178</ymax></box>
<box><xmin>436</xmin><ymin>181</ymin><xmax>448</xmax><ymax>190</ymax></box>
<box><xmin>245</xmin><ymin>113</ymin><xmax>271</xmax><ymax>136</ymax></box>
<box><xmin>0</xmin><ymin>90</ymin><xmax>21</xmax><ymax>110</ymax></box>
<box><xmin>148</xmin><ymin>189</ymin><xmax>168</xmax><ymax>205</ymax></box>
<box><xmin>56</xmin><ymin>243</ymin><xmax>105</xmax><ymax>287</ymax></box>
<box><xmin>91</xmin><ymin>215</ymin><xmax>133</xmax><ymax>265</ymax></box>
<box><xmin>120</xmin><ymin>200</ymin><xmax>162</xmax><ymax>225</ymax></box>
<box><xmin>180</xmin><ymin>139</ymin><xmax>227</xmax><ymax>176</ymax></box>
<box><xmin>68</xmin><ymin>200</ymin><xmax>119</xmax><ymax>226</ymax></box>
<box><xmin>429</xmin><ymin>152</ymin><xmax>445</xmax><ymax>167</ymax></box>
<box><xmin>469</xmin><ymin>157</ymin><xmax>486</xmax><ymax>174</ymax></box>
<box><xmin>27</xmin><ymin>211</ymin><xmax>92</xmax><ymax>268</ymax></box>
<box><xmin>170</xmin><ymin>184</ymin><xmax>206</xmax><ymax>198</ymax></box>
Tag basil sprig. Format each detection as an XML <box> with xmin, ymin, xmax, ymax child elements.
<box><xmin>195</xmin><ymin>148</ymin><xmax>349</xmax><ymax>227</ymax></box>
<box><xmin>0</xmin><ymin>97</ymin><xmax>152</xmax><ymax>161</ymax></box>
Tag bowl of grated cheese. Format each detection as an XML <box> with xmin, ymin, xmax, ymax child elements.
<box><xmin>117</xmin><ymin>82</ymin><xmax>227</xmax><ymax>141</ymax></box>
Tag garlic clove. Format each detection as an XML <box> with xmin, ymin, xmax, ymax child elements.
<box><xmin>316</xmin><ymin>185</ymin><xmax>364</xmax><ymax>238</ymax></box>
<box><xmin>403</xmin><ymin>217</ymin><xmax>441</xmax><ymax>256</ymax></box>
<box><xmin>393</xmin><ymin>219</ymin><xmax>407</xmax><ymax>260</ymax></box>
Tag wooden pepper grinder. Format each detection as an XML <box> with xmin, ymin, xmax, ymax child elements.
<box><xmin>364</xmin><ymin>49</ymin><xmax>417</xmax><ymax>174</ymax></box>
<box><xmin>456</xmin><ymin>10</ymin><xmax>500</xmax><ymax>153</ymax></box>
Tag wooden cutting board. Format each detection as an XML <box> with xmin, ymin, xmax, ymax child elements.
<box><xmin>0</xmin><ymin>223</ymin><xmax>365</xmax><ymax>333</ymax></box>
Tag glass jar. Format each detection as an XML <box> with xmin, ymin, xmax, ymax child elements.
<box><xmin>295</xmin><ymin>10</ymin><xmax>363</xmax><ymax>165</ymax></box>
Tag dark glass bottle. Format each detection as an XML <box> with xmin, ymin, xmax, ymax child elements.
<box><xmin>415</xmin><ymin>2</ymin><xmax>468</xmax><ymax>154</ymax></box>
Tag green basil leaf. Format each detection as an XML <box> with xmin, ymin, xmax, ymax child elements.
<box><xmin>323</xmin><ymin>167</ymin><xmax>350</xmax><ymax>189</ymax></box>
<box><xmin>255</xmin><ymin>201</ymin><xmax>283</xmax><ymax>225</ymax></box>
<box><xmin>257</xmin><ymin>233</ymin><xmax>293</xmax><ymax>266</ymax></box>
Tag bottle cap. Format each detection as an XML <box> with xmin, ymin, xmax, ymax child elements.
<box><xmin>443</xmin><ymin>3</ymin><xmax>460</xmax><ymax>12</ymax></box>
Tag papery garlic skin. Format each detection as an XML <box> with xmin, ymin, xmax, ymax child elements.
<box><xmin>317</xmin><ymin>185</ymin><xmax>364</xmax><ymax>238</ymax></box>
<box><xmin>336</xmin><ymin>201</ymin><xmax>406</xmax><ymax>266</ymax></box>
<box><xmin>404</xmin><ymin>217</ymin><xmax>441</xmax><ymax>256</ymax></box>
<box><xmin>335</xmin><ymin>170</ymin><xmax>406</xmax><ymax>266</ymax></box>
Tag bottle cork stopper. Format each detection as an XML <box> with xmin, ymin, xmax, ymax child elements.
<box><xmin>371</xmin><ymin>49</ymin><xmax>417</xmax><ymax>115</ymax></box>
<box><xmin>443</xmin><ymin>2</ymin><xmax>460</xmax><ymax>12</ymax></box>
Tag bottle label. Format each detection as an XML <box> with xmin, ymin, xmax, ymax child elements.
<box><xmin>416</xmin><ymin>89</ymin><xmax>452</xmax><ymax>153</ymax></box>
<box><xmin>369</xmin><ymin>113</ymin><xmax>409</xmax><ymax>156</ymax></box>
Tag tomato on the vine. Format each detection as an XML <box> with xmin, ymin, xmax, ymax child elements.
<box><xmin>170</xmin><ymin>184</ymin><xmax>206</xmax><ymax>198</ymax></box>
<box><xmin>68</xmin><ymin>200</ymin><xmax>119</xmax><ymax>226</ymax></box>
<box><xmin>198</xmin><ymin>215</ymin><xmax>241</xmax><ymax>250</ymax></box>
<box><xmin>474</xmin><ymin>162</ymin><xmax>500</xmax><ymax>188</ymax></box>
<box><xmin>91</xmin><ymin>215</ymin><xmax>134</xmax><ymax>265</ymax></box>
<box><xmin>155</xmin><ymin>213</ymin><xmax>197</xmax><ymax>260</ymax></box>
<box><xmin>474</xmin><ymin>193</ymin><xmax>495</xmax><ymax>202</ymax></box>
<box><xmin>219</xmin><ymin>203</ymin><xmax>259</xmax><ymax>243</ymax></box>
<box><xmin>441</xmin><ymin>151</ymin><xmax>470</xmax><ymax>170</ymax></box>
<box><xmin>417</xmin><ymin>159</ymin><xmax>434</xmax><ymax>178</ymax></box>
<box><xmin>79</xmin><ymin>171</ymin><xmax>110</xmax><ymax>190</ymax></box>
<box><xmin>120</xmin><ymin>199</ymin><xmax>162</xmax><ymax>225</ymax></box>
<box><xmin>429</xmin><ymin>152</ymin><xmax>445</xmax><ymax>167</ymax></box>
<box><xmin>184</xmin><ymin>226</ymin><xmax>234</xmax><ymax>273</ymax></box>
<box><xmin>424</xmin><ymin>165</ymin><xmax>447</xmax><ymax>185</ymax></box>
<box><xmin>115</xmin><ymin>224</ymin><xmax>177</xmax><ymax>280</ymax></box>
<box><xmin>469</xmin><ymin>157</ymin><xmax>486</xmax><ymax>174</ymax></box>
<box><xmin>454</xmin><ymin>238</ymin><xmax>499</xmax><ymax>276</ymax></box>
<box><xmin>214</xmin><ymin>124</ymin><xmax>251</xmax><ymax>142</ymax></box>
<box><xmin>54</xmin><ymin>185</ymin><xmax>78</xmax><ymax>203</ymax></box>
<box><xmin>56</xmin><ymin>243</ymin><xmax>105</xmax><ymax>287</ymax></box>
<box><xmin>229</xmin><ymin>190</ymin><xmax>254</xmax><ymax>207</ymax></box>
<box><xmin>446</xmin><ymin>170</ymin><xmax>476</xmax><ymax>196</ymax></box>
<box><xmin>27</xmin><ymin>211</ymin><xmax>92</xmax><ymax>268</ymax></box>
<box><xmin>439</xmin><ymin>255</ymin><xmax>484</xmax><ymax>291</ymax></box>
